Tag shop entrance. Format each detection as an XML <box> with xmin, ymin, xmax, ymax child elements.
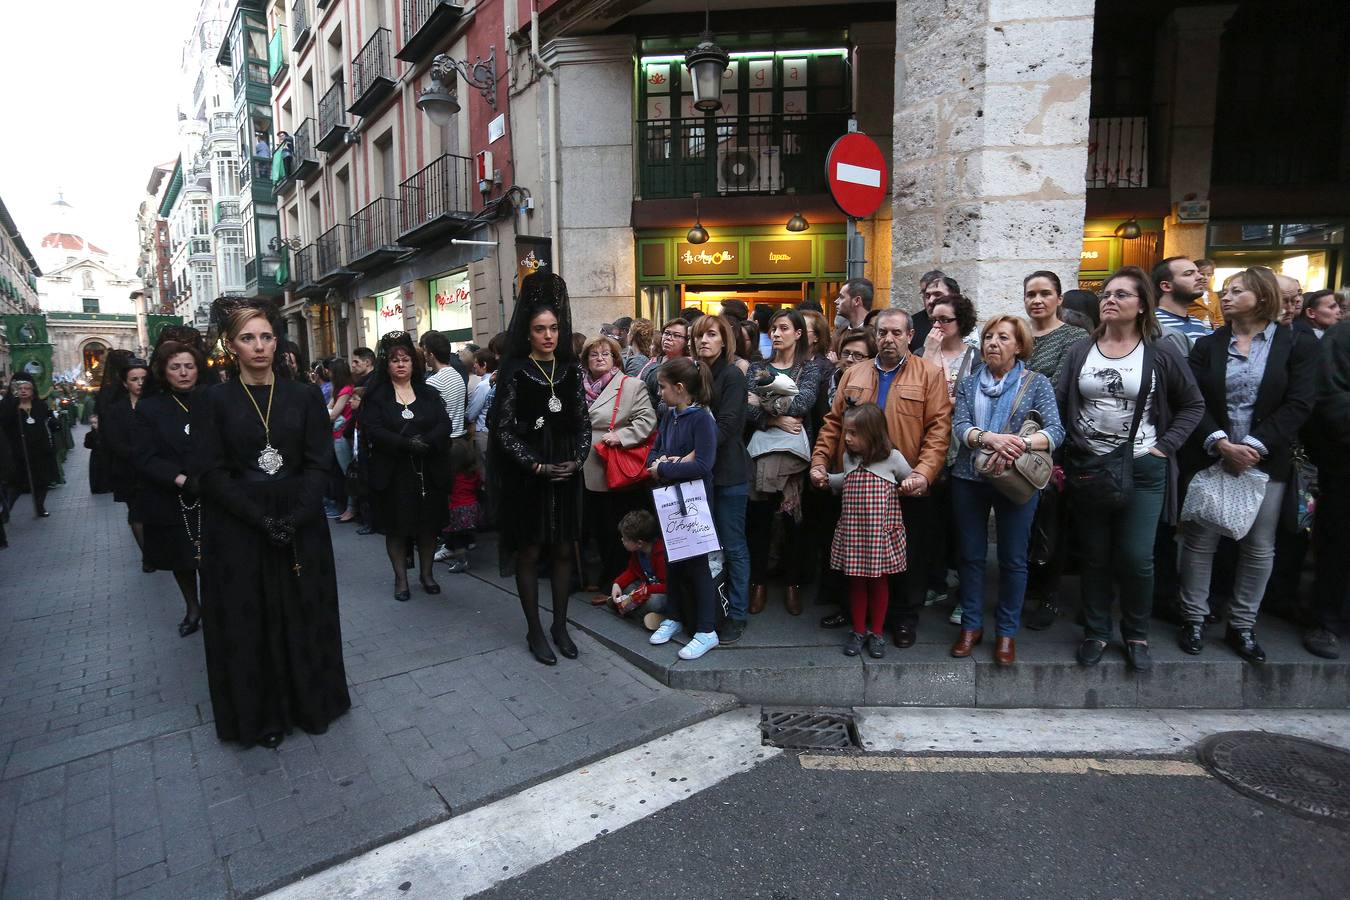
<box><xmin>1207</xmin><ymin>222</ymin><xmax>1344</xmax><ymax>291</ymax></box>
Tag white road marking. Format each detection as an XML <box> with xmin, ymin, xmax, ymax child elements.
<box><xmin>799</xmin><ymin>755</ymin><xmax>1207</xmax><ymax>777</ymax></box>
<box><xmin>854</xmin><ymin>708</ymin><xmax>1350</xmax><ymax>755</ymax></box>
<box><xmin>265</xmin><ymin>708</ymin><xmax>777</xmax><ymax>900</ymax></box>
<box><xmin>835</xmin><ymin>161</ymin><xmax>882</xmax><ymax>187</ymax></box>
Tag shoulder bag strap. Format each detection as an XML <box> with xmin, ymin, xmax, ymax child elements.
<box><xmin>608</xmin><ymin>375</ymin><xmax>625</xmax><ymax>430</ymax></box>
<box><xmin>1001</xmin><ymin>372</ymin><xmax>1036</xmax><ymax>432</ymax></box>
<box><xmin>1123</xmin><ymin>343</ymin><xmax>1155</xmax><ymax>445</ymax></box>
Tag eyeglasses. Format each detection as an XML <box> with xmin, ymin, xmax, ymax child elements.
<box><xmin>838</xmin><ymin>350</ymin><xmax>870</xmax><ymax>361</ymax></box>
<box><xmin>1099</xmin><ymin>290</ymin><xmax>1139</xmax><ymax>301</ymax></box>
<box><xmin>930</xmin><ymin>316</ymin><xmax>957</xmax><ymax>325</ymax></box>
<box><xmin>662</xmin><ymin>330</ymin><xmax>687</xmax><ymax>340</ymax></box>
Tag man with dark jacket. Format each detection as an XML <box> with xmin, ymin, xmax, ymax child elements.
<box><xmin>1303</xmin><ymin>321</ymin><xmax>1350</xmax><ymax>658</ymax></box>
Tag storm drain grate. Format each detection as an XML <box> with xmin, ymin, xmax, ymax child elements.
<box><xmin>1198</xmin><ymin>731</ymin><xmax>1350</xmax><ymax>829</ymax></box>
<box><xmin>760</xmin><ymin>709</ymin><xmax>859</xmax><ymax>751</ymax></box>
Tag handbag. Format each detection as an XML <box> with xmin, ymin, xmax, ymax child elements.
<box><xmin>593</xmin><ymin>376</ymin><xmax>657</xmax><ymax>490</ymax></box>
<box><xmin>973</xmin><ymin>373</ymin><xmax>1053</xmax><ymax>505</ymax></box>
<box><xmin>1064</xmin><ymin>343</ymin><xmax>1155</xmax><ymax>511</ymax></box>
<box><xmin>83</xmin><ymin>429</ymin><xmax>99</xmax><ymax>450</ymax></box>
<box><xmin>1180</xmin><ymin>461</ymin><xmax>1270</xmax><ymax>540</ymax></box>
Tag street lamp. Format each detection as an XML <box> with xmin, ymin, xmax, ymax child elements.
<box><xmin>417</xmin><ymin>47</ymin><xmax>498</xmax><ymax>127</ymax></box>
<box><xmin>684</xmin><ymin>3</ymin><xmax>728</xmax><ymax>113</ymax></box>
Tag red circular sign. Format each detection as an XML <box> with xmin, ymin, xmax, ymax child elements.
<box><xmin>826</xmin><ymin>132</ymin><xmax>888</xmax><ymax>218</ymax></box>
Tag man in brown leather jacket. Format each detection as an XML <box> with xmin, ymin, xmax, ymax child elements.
<box><xmin>811</xmin><ymin>307</ymin><xmax>952</xmax><ymax>648</ymax></box>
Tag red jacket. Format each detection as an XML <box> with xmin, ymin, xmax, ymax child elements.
<box><xmin>613</xmin><ymin>540</ymin><xmax>668</xmax><ymax>593</ymax></box>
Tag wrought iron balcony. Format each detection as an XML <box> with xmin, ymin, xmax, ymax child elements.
<box><xmin>244</xmin><ymin>257</ymin><xmax>258</xmax><ymax>288</ymax></box>
<box><xmin>294</xmin><ymin>243</ymin><xmax>319</xmax><ymax>295</ymax></box>
<box><xmin>316</xmin><ymin>81</ymin><xmax>350</xmax><ymax>152</ymax></box>
<box><xmin>316</xmin><ymin>224</ymin><xmax>355</xmax><ymax>285</ymax></box>
<box><xmin>348</xmin><ymin>197</ymin><xmax>408</xmax><ymax>271</ymax></box>
<box><xmin>290</xmin><ymin>118</ymin><xmax>320</xmax><ymax>182</ymax></box>
<box><xmin>350</xmin><ymin>28</ymin><xmax>396</xmax><ymax>117</ymax></box>
<box><xmin>1086</xmin><ymin>116</ymin><xmax>1149</xmax><ymax>189</ymax></box>
<box><xmin>269</xmin><ymin>27</ymin><xmax>288</xmax><ymax>85</ymax></box>
<box><xmin>291</xmin><ymin>0</ymin><xmax>312</xmax><ymax>51</ymax></box>
<box><xmin>239</xmin><ymin>156</ymin><xmax>273</xmax><ymax>194</ymax></box>
<box><xmin>637</xmin><ymin>112</ymin><xmax>848</xmax><ymax>200</ymax></box>
<box><xmin>398</xmin><ymin>0</ymin><xmax>465</xmax><ymax>63</ymax></box>
<box><xmin>398</xmin><ymin>153</ymin><xmax>475</xmax><ymax>245</ymax></box>
<box><xmin>214</xmin><ymin>201</ymin><xmax>240</xmax><ymax>227</ymax></box>
<box><xmin>209</xmin><ymin>112</ymin><xmax>234</xmax><ymax>140</ymax></box>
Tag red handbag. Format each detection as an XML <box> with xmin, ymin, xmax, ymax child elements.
<box><xmin>594</xmin><ymin>375</ymin><xmax>656</xmax><ymax>490</ymax></box>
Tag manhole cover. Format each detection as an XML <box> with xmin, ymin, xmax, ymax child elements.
<box><xmin>760</xmin><ymin>710</ymin><xmax>858</xmax><ymax>751</ymax></box>
<box><xmin>1198</xmin><ymin>731</ymin><xmax>1350</xmax><ymax>828</ymax></box>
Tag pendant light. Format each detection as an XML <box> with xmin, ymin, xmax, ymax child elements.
<box><xmin>687</xmin><ymin>192</ymin><xmax>709</xmax><ymax>244</ymax></box>
<box><xmin>785</xmin><ymin>188</ymin><xmax>809</xmax><ymax>232</ymax></box>
<box><xmin>1114</xmin><ymin>216</ymin><xmax>1142</xmax><ymax>240</ymax></box>
<box><xmin>684</xmin><ymin>2</ymin><xmax>729</xmax><ymax>113</ymax></box>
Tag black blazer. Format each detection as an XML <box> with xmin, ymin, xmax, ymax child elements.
<box><xmin>132</xmin><ymin>392</ymin><xmax>196</xmax><ymax>526</ymax></box>
<box><xmin>1183</xmin><ymin>323</ymin><xmax>1318</xmax><ymax>482</ymax></box>
<box><xmin>100</xmin><ymin>397</ymin><xmax>140</xmax><ymax>503</ymax></box>
<box><xmin>358</xmin><ymin>380</ymin><xmax>452</xmax><ymax>492</ymax></box>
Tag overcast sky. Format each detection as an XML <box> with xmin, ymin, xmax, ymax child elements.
<box><xmin>0</xmin><ymin>1</ymin><xmax>198</xmax><ymax>271</ymax></box>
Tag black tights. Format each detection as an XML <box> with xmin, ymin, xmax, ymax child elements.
<box><xmin>516</xmin><ymin>541</ymin><xmax>572</xmax><ymax>638</ymax></box>
<box><xmin>172</xmin><ymin>570</ymin><xmax>200</xmax><ymax>622</ymax></box>
<box><xmin>385</xmin><ymin>532</ymin><xmax>438</xmax><ymax>589</ymax></box>
<box><xmin>130</xmin><ymin>522</ymin><xmax>144</xmax><ymax>552</ymax></box>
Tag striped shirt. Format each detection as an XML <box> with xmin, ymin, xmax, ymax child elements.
<box><xmin>426</xmin><ymin>365</ymin><xmax>468</xmax><ymax>437</ymax></box>
<box><xmin>1156</xmin><ymin>308</ymin><xmax>1211</xmax><ymax>347</ymax></box>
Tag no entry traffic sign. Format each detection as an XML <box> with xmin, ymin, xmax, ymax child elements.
<box><xmin>826</xmin><ymin>132</ymin><xmax>888</xmax><ymax>218</ymax></box>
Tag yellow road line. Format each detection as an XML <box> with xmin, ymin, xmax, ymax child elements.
<box><xmin>799</xmin><ymin>755</ymin><xmax>1207</xmax><ymax>776</ymax></box>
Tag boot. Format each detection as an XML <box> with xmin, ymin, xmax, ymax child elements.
<box><xmin>950</xmin><ymin>629</ymin><xmax>983</xmax><ymax>658</ymax></box>
<box><xmin>749</xmin><ymin>584</ymin><xmax>767</xmax><ymax>615</ymax></box>
<box><xmin>784</xmin><ymin>585</ymin><xmax>802</xmax><ymax>616</ymax></box>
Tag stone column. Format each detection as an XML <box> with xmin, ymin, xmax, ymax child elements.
<box><xmin>540</xmin><ymin>35</ymin><xmax>637</xmax><ymax>336</ymax></box>
<box><xmin>891</xmin><ymin>0</ymin><xmax>1095</xmax><ymax>319</ymax></box>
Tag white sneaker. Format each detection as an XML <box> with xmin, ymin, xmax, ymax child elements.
<box><xmin>433</xmin><ymin>547</ymin><xmax>453</xmax><ymax>562</ymax></box>
<box><xmin>949</xmin><ymin>604</ymin><xmax>964</xmax><ymax>625</ymax></box>
<box><xmin>678</xmin><ymin>631</ymin><xmax>720</xmax><ymax>660</ymax></box>
<box><xmin>649</xmin><ymin>619</ymin><xmax>681</xmax><ymax>645</ymax></box>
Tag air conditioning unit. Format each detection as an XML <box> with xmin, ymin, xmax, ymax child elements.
<box><xmin>716</xmin><ymin>146</ymin><xmax>782</xmax><ymax>193</ymax></box>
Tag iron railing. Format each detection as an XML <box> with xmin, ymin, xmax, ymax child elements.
<box><xmin>402</xmin><ymin>0</ymin><xmax>461</xmax><ymax>49</ymax></box>
<box><xmin>351</xmin><ymin>28</ymin><xmax>392</xmax><ymax>105</ymax></box>
<box><xmin>215</xmin><ymin>201</ymin><xmax>240</xmax><ymax>224</ymax></box>
<box><xmin>291</xmin><ymin>118</ymin><xmax>319</xmax><ymax>173</ymax></box>
<box><xmin>637</xmin><ymin>112</ymin><xmax>848</xmax><ymax>199</ymax></box>
<box><xmin>349</xmin><ymin>197</ymin><xmax>404</xmax><ymax>259</ymax></box>
<box><xmin>291</xmin><ymin>0</ymin><xmax>311</xmax><ymax>50</ymax></box>
<box><xmin>294</xmin><ymin>243</ymin><xmax>316</xmax><ymax>286</ymax></box>
<box><xmin>317</xmin><ymin>224</ymin><xmax>348</xmax><ymax>275</ymax></box>
<box><xmin>1086</xmin><ymin>116</ymin><xmax>1149</xmax><ymax>188</ymax></box>
<box><xmin>244</xmin><ymin>257</ymin><xmax>258</xmax><ymax>286</ymax></box>
<box><xmin>268</xmin><ymin>27</ymin><xmax>288</xmax><ymax>82</ymax></box>
<box><xmin>318</xmin><ymin>81</ymin><xmax>349</xmax><ymax>144</ymax></box>
<box><xmin>239</xmin><ymin>156</ymin><xmax>272</xmax><ymax>190</ymax></box>
<box><xmin>209</xmin><ymin>112</ymin><xmax>234</xmax><ymax>138</ymax></box>
<box><xmin>399</xmin><ymin>153</ymin><xmax>475</xmax><ymax>233</ymax></box>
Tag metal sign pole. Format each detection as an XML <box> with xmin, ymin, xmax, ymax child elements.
<box><xmin>845</xmin><ymin>217</ymin><xmax>866</xmax><ymax>280</ymax></box>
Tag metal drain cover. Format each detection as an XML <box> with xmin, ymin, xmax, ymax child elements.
<box><xmin>760</xmin><ymin>710</ymin><xmax>859</xmax><ymax>751</ymax></box>
<box><xmin>1198</xmin><ymin>731</ymin><xmax>1350</xmax><ymax>828</ymax></box>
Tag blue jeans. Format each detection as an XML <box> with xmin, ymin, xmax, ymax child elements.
<box><xmin>951</xmin><ymin>476</ymin><xmax>1039</xmax><ymax>637</ymax></box>
<box><xmin>713</xmin><ymin>482</ymin><xmax>750</xmax><ymax>621</ymax></box>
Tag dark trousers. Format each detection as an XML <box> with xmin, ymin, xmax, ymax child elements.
<box><xmin>886</xmin><ymin>493</ymin><xmax>935</xmax><ymax>629</ymax></box>
<box><xmin>926</xmin><ymin>472</ymin><xmax>958</xmax><ymax>593</ymax></box>
<box><xmin>951</xmin><ymin>477</ymin><xmax>1039</xmax><ymax>636</ymax></box>
<box><xmin>1313</xmin><ymin>468</ymin><xmax>1350</xmax><ymax>635</ymax></box>
<box><xmin>814</xmin><ymin>490</ymin><xmax>847</xmax><ymax>608</ymax></box>
<box><xmin>748</xmin><ymin>495</ymin><xmax>812</xmax><ymax>586</ymax></box>
<box><xmin>1027</xmin><ymin>482</ymin><xmax>1069</xmax><ymax>602</ymax></box>
<box><xmin>668</xmin><ymin>554</ymin><xmax>719</xmax><ymax>634</ymax></box>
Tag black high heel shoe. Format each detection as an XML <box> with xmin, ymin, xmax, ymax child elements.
<box><xmin>528</xmin><ymin>630</ymin><xmax>557</xmax><ymax>665</ymax></box>
<box><xmin>259</xmin><ymin>732</ymin><xmax>284</xmax><ymax>749</ymax></box>
<box><xmin>551</xmin><ymin>626</ymin><xmax>578</xmax><ymax>659</ymax></box>
<box><xmin>394</xmin><ymin>582</ymin><xmax>411</xmax><ymax>602</ymax></box>
<box><xmin>178</xmin><ymin>616</ymin><xmax>201</xmax><ymax>637</ymax></box>
<box><xmin>420</xmin><ymin>576</ymin><xmax>441</xmax><ymax>595</ymax></box>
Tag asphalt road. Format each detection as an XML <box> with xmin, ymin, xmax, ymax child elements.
<box><xmin>474</xmin><ymin>752</ymin><xmax>1350</xmax><ymax>900</ymax></box>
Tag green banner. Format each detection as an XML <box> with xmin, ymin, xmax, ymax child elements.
<box><xmin>3</xmin><ymin>314</ymin><xmax>48</xmax><ymax>346</ymax></box>
<box><xmin>8</xmin><ymin>343</ymin><xmax>54</xmax><ymax>399</ymax></box>
<box><xmin>145</xmin><ymin>314</ymin><xmax>184</xmax><ymax>347</ymax></box>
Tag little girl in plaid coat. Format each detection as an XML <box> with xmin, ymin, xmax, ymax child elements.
<box><xmin>827</xmin><ymin>403</ymin><xmax>911</xmax><ymax>659</ymax></box>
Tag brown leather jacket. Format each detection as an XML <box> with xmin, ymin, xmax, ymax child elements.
<box><xmin>811</xmin><ymin>354</ymin><xmax>953</xmax><ymax>486</ymax></box>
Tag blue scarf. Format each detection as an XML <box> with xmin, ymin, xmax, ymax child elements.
<box><xmin>973</xmin><ymin>361</ymin><xmax>1025</xmax><ymax>433</ymax></box>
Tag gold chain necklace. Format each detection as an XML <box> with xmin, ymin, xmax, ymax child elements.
<box><xmin>239</xmin><ymin>377</ymin><xmax>284</xmax><ymax>475</ymax></box>
<box><xmin>531</xmin><ymin>357</ymin><xmax>562</xmax><ymax>413</ymax></box>
<box><xmin>171</xmin><ymin>393</ymin><xmax>191</xmax><ymax>435</ymax></box>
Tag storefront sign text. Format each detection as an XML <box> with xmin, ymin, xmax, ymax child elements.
<box><xmin>676</xmin><ymin>241</ymin><xmax>740</xmax><ymax>276</ymax></box>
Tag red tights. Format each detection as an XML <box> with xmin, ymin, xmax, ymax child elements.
<box><xmin>848</xmin><ymin>576</ymin><xmax>889</xmax><ymax>635</ymax></box>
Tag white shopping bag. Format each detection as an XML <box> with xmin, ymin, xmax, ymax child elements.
<box><xmin>1180</xmin><ymin>462</ymin><xmax>1270</xmax><ymax>541</ymax></box>
<box><xmin>652</xmin><ymin>480</ymin><xmax>721</xmax><ymax>562</ymax></box>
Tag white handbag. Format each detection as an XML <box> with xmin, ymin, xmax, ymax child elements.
<box><xmin>1180</xmin><ymin>462</ymin><xmax>1270</xmax><ymax>541</ymax></box>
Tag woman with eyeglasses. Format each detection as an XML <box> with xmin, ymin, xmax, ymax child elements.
<box><xmin>1022</xmin><ymin>270</ymin><xmax>1090</xmax><ymax>630</ymax></box>
<box><xmin>1055</xmin><ymin>266</ymin><xmax>1204</xmax><ymax>672</ymax></box>
<box><xmin>641</xmin><ymin>318</ymin><xmax>691</xmax><ymax>407</ymax></box>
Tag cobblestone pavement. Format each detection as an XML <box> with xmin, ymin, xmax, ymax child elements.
<box><xmin>0</xmin><ymin>432</ymin><xmax>731</xmax><ymax>899</ymax></box>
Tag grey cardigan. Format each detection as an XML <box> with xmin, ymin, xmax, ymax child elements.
<box><xmin>1054</xmin><ymin>336</ymin><xmax>1205</xmax><ymax>524</ymax></box>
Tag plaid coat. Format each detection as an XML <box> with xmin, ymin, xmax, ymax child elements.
<box><xmin>829</xmin><ymin>467</ymin><xmax>907</xmax><ymax>577</ymax></box>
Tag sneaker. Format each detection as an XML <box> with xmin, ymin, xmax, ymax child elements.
<box><xmin>678</xmin><ymin>631</ymin><xmax>720</xmax><ymax>660</ymax></box>
<box><xmin>948</xmin><ymin>604</ymin><xmax>964</xmax><ymax>626</ymax></box>
<box><xmin>842</xmin><ymin>632</ymin><xmax>864</xmax><ymax>656</ymax></box>
<box><xmin>924</xmin><ymin>588</ymin><xmax>948</xmax><ymax>607</ymax></box>
<box><xmin>649</xmin><ymin>619</ymin><xmax>681</xmax><ymax>645</ymax></box>
<box><xmin>434</xmin><ymin>547</ymin><xmax>453</xmax><ymax>562</ymax></box>
<box><xmin>719</xmin><ymin>619</ymin><xmax>746</xmax><ymax>645</ymax></box>
<box><xmin>444</xmin><ymin>558</ymin><xmax>470</xmax><ymax>574</ymax></box>
<box><xmin>865</xmin><ymin>633</ymin><xmax>887</xmax><ymax>659</ymax></box>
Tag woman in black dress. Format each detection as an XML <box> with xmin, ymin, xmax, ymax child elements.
<box><xmin>190</xmin><ymin>299</ymin><xmax>350</xmax><ymax>748</ymax></box>
<box><xmin>358</xmin><ymin>332</ymin><xmax>452</xmax><ymax>600</ymax></box>
<box><xmin>490</xmin><ymin>272</ymin><xmax>590</xmax><ymax>665</ymax></box>
<box><xmin>100</xmin><ymin>357</ymin><xmax>150</xmax><ymax>560</ymax></box>
<box><xmin>89</xmin><ymin>349</ymin><xmax>134</xmax><ymax>495</ymax></box>
<box><xmin>133</xmin><ymin>341</ymin><xmax>206</xmax><ymax>636</ymax></box>
<box><xmin>1</xmin><ymin>373</ymin><xmax>58</xmax><ymax>518</ymax></box>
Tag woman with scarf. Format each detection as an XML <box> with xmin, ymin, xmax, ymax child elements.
<box><xmin>948</xmin><ymin>316</ymin><xmax>1064</xmax><ymax>666</ymax></box>
<box><xmin>581</xmin><ymin>334</ymin><xmax>656</xmax><ymax>597</ymax></box>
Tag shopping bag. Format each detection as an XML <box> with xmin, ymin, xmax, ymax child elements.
<box><xmin>652</xmin><ymin>480</ymin><xmax>721</xmax><ymax>562</ymax></box>
<box><xmin>1180</xmin><ymin>461</ymin><xmax>1269</xmax><ymax>541</ymax></box>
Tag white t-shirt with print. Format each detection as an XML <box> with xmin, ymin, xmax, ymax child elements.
<box><xmin>1076</xmin><ymin>341</ymin><xmax>1157</xmax><ymax>458</ymax></box>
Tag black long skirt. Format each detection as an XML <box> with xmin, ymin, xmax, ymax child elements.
<box><xmin>143</xmin><ymin>518</ymin><xmax>198</xmax><ymax>572</ymax></box>
<box><xmin>368</xmin><ymin>463</ymin><xmax>449</xmax><ymax>536</ymax></box>
<box><xmin>199</xmin><ymin>475</ymin><xmax>351</xmax><ymax>744</ymax></box>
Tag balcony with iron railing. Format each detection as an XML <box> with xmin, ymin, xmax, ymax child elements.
<box><xmin>398</xmin><ymin>153</ymin><xmax>475</xmax><ymax>245</ymax></box>
<box><xmin>316</xmin><ymin>224</ymin><xmax>355</xmax><ymax>284</ymax></box>
<box><xmin>244</xmin><ymin>256</ymin><xmax>258</xmax><ymax>289</ymax></box>
<box><xmin>239</xmin><ymin>155</ymin><xmax>274</xmax><ymax>196</ymax></box>
<box><xmin>1086</xmin><ymin>116</ymin><xmax>1149</xmax><ymax>189</ymax></box>
<box><xmin>316</xmin><ymin>81</ymin><xmax>350</xmax><ymax>152</ymax></box>
<box><xmin>637</xmin><ymin>112</ymin><xmax>848</xmax><ymax>200</ymax></box>
<box><xmin>209</xmin><ymin>112</ymin><xmax>235</xmax><ymax>139</ymax></box>
<box><xmin>349</xmin><ymin>28</ymin><xmax>396</xmax><ymax>117</ymax></box>
<box><xmin>398</xmin><ymin>0</ymin><xmax>465</xmax><ymax>62</ymax></box>
<box><xmin>269</xmin><ymin>26</ymin><xmax>289</xmax><ymax>85</ymax></box>
<box><xmin>291</xmin><ymin>0</ymin><xmax>312</xmax><ymax>51</ymax></box>
<box><xmin>213</xmin><ymin>200</ymin><xmax>241</xmax><ymax>230</ymax></box>
<box><xmin>189</xmin><ymin>238</ymin><xmax>214</xmax><ymax>262</ymax></box>
<box><xmin>293</xmin><ymin>243</ymin><xmax>318</xmax><ymax>294</ymax></box>
<box><xmin>348</xmin><ymin>197</ymin><xmax>408</xmax><ymax>270</ymax></box>
<box><xmin>289</xmin><ymin>118</ymin><xmax>320</xmax><ymax>182</ymax></box>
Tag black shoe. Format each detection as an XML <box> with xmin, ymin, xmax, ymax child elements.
<box><xmin>420</xmin><ymin>577</ymin><xmax>442</xmax><ymax>595</ymax></box>
<box><xmin>1076</xmin><ymin>639</ymin><xmax>1107</xmax><ymax>667</ymax></box>
<box><xmin>141</xmin><ymin>563</ymin><xmax>155</xmax><ymax>574</ymax></box>
<box><xmin>719</xmin><ymin>619</ymin><xmax>746</xmax><ymax>645</ymax></box>
<box><xmin>357</xmin><ymin>525</ymin><xmax>374</xmax><ymax>535</ymax></box>
<box><xmin>842</xmin><ymin>632</ymin><xmax>864</xmax><ymax>656</ymax></box>
<box><xmin>1204</xmin><ymin>611</ymin><xmax>1221</xmax><ymax>626</ymax></box>
<box><xmin>1124</xmin><ymin>640</ymin><xmax>1153</xmax><ymax>672</ymax></box>
<box><xmin>177</xmin><ymin>616</ymin><xmax>201</xmax><ymax>638</ymax></box>
<box><xmin>1178</xmin><ymin>622</ymin><xmax>1204</xmax><ymax>655</ymax></box>
<box><xmin>1225</xmin><ymin>627</ymin><xmax>1266</xmax><ymax>664</ymax></box>
<box><xmin>1023</xmin><ymin>600</ymin><xmax>1059</xmax><ymax>631</ymax></box>
<box><xmin>529</xmin><ymin>630</ymin><xmax>557</xmax><ymax>665</ymax></box>
<box><xmin>258</xmin><ymin>732</ymin><xmax>284</xmax><ymax>749</ymax></box>
<box><xmin>1303</xmin><ymin>627</ymin><xmax>1341</xmax><ymax>660</ymax></box>
<box><xmin>37</xmin><ymin>511</ymin><xmax>50</xmax><ymax>518</ymax></box>
<box><xmin>820</xmin><ymin>612</ymin><xmax>848</xmax><ymax>629</ymax></box>
<box><xmin>394</xmin><ymin>588</ymin><xmax>411</xmax><ymax>602</ymax></box>
<box><xmin>891</xmin><ymin>624</ymin><xmax>916</xmax><ymax>649</ymax></box>
<box><xmin>865</xmin><ymin>633</ymin><xmax>887</xmax><ymax>659</ymax></box>
<box><xmin>551</xmin><ymin>626</ymin><xmax>578</xmax><ymax>659</ymax></box>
